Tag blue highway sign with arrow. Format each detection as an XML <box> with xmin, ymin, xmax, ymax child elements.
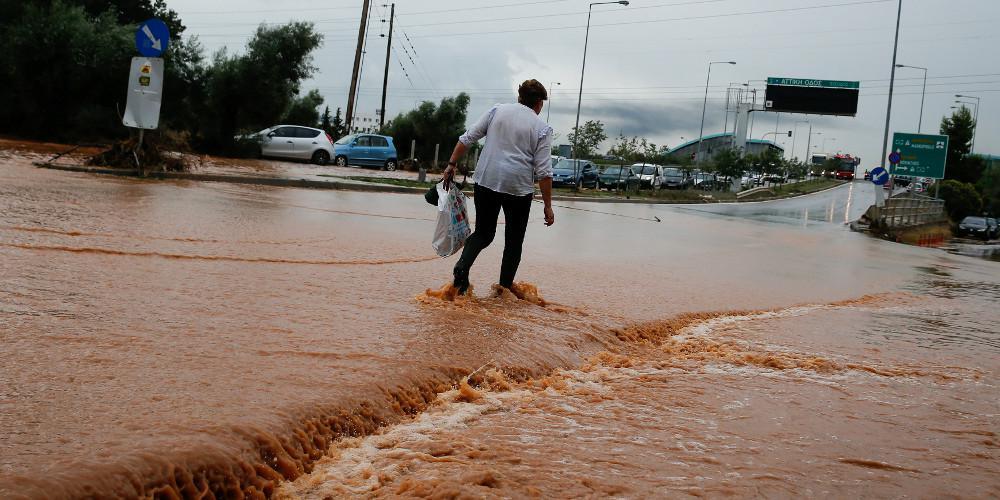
<box><xmin>136</xmin><ymin>19</ymin><xmax>170</xmax><ymax>57</ymax></box>
<box><xmin>869</xmin><ymin>166</ymin><xmax>889</xmax><ymax>186</ymax></box>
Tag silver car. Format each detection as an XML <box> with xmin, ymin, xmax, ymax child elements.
<box><xmin>630</xmin><ymin>163</ymin><xmax>664</xmax><ymax>189</ymax></box>
<box><xmin>254</xmin><ymin>125</ymin><xmax>336</xmax><ymax>165</ymax></box>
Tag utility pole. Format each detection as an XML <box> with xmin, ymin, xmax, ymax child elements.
<box><xmin>346</xmin><ymin>0</ymin><xmax>371</xmax><ymax>134</ymax></box>
<box><xmin>880</xmin><ymin>0</ymin><xmax>903</xmax><ymax>185</ymax></box>
<box><xmin>379</xmin><ymin>3</ymin><xmax>395</xmax><ymax>130</ymax></box>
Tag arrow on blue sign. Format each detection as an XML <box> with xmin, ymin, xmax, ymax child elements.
<box><xmin>136</xmin><ymin>19</ymin><xmax>170</xmax><ymax>57</ymax></box>
<box><xmin>870</xmin><ymin>166</ymin><xmax>889</xmax><ymax>186</ymax></box>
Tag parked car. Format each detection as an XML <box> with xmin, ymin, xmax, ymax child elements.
<box><xmin>698</xmin><ymin>179</ymin><xmax>731</xmax><ymax>191</ymax></box>
<box><xmin>597</xmin><ymin>165</ymin><xmax>640</xmax><ymax>191</ymax></box>
<box><xmin>692</xmin><ymin>172</ymin><xmax>724</xmax><ymax>190</ymax></box>
<box><xmin>332</xmin><ymin>134</ymin><xmax>399</xmax><ymax>170</ymax></box>
<box><xmin>957</xmin><ymin>216</ymin><xmax>998</xmax><ymax>240</ymax></box>
<box><xmin>742</xmin><ymin>174</ymin><xmax>764</xmax><ymax>188</ymax></box>
<box><xmin>247</xmin><ymin>125</ymin><xmax>336</xmax><ymax>165</ymax></box>
<box><xmin>630</xmin><ymin>163</ymin><xmax>663</xmax><ymax>189</ymax></box>
<box><xmin>907</xmin><ymin>182</ymin><xmax>926</xmax><ymax>194</ymax></box>
<box><xmin>551</xmin><ymin>159</ymin><xmax>599</xmax><ymax>188</ymax></box>
<box><xmin>661</xmin><ymin>167</ymin><xmax>692</xmax><ymax>189</ymax></box>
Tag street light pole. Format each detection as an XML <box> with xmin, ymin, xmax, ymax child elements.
<box><xmin>895</xmin><ymin>64</ymin><xmax>927</xmax><ymax>132</ymax></box>
<box><xmin>956</xmin><ymin>95</ymin><xmax>981</xmax><ymax>154</ymax></box>
<box><xmin>572</xmin><ymin>1</ymin><xmax>629</xmax><ymax>190</ymax></box>
<box><xmin>696</xmin><ymin>61</ymin><xmax>736</xmax><ymax>165</ymax></box>
<box><xmin>547</xmin><ymin>81</ymin><xmax>561</xmax><ymax>123</ymax></box>
<box><xmin>804</xmin><ymin>124</ymin><xmax>813</xmax><ymax>169</ymax></box>
<box><xmin>880</xmin><ymin>0</ymin><xmax>903</xmax><ymax>184</ymax></box>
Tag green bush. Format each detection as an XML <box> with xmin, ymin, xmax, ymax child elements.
<box><xmin>937</xmin><ymin>179</ymin><xmax>983</xmax><ymax>221</ymax></box>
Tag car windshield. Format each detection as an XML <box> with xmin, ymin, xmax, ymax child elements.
<box><xmin>554</xmin><ymin>159</ymin><xmax>585</xmax><ymax>168</ymax></box>
<box><xmin>663</xmin><ymin>168</ymin><xmax>683</xmax><ymax>177</ymax></box>
<box><xmin>553</xmin><ymin>167</ymin><xmax>577</xmax><ymax>174</ymax></box>
<box><xmin>334</xmin><ymin>134</ymin><xmax>357</xmax><ymax>145</ymax></box>
<box><xmin>962</xmin><ymin>217</ymin><xmax>986</xmax><ymax>226</ymax></box>
<box><xmin>601</xmin><ymin>167</ymin><xmax>625</xmax><ymax>175</ymax></box>
<box><xmin>639</xmin><ymin>166</ymin><xmax>657</xmax><ymax>175</ymax></box>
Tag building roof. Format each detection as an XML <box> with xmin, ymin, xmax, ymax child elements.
<box><xmin>668</xmin><ymin>133</ymin><xmax>784</xmax><ymax>153</ymax></box>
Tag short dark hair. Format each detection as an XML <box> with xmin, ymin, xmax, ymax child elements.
<box><xmin>518</xmin><ymin>79</ymin><xmax>548</xmax><ymax>108</ymax></box>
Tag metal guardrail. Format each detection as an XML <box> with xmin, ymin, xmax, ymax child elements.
<box><xmin>870</xmin><ymin>193</ymin><xmax>946</xmax><ymax>229</ymax></box>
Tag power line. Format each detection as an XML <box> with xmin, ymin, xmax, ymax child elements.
<box><xmin>399</xmin><ymin>0</ymin><xmax>895</xmax><ymax>39</ymax></box>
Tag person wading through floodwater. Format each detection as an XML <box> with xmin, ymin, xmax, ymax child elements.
<box><xmin>442</xmin><ymin>79</ymin><xmax>555</xmax><ymax>295</ymax></box>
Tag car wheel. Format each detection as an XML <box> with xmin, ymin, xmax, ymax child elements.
<box><xmin>335</xmin><ymin>155</ymin><xmax>348</xmax><ymax>167</ymax></box>
<box><xmin>384</xmin><ymin>159</ymin><xmax>397</xmax><ymax>171</ymax></box>
<box><xmin>312</xmin><ymin>150</ymin><xmax>330</xmax><ymax>166</ymax></box>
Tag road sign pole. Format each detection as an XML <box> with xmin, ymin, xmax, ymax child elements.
<box><xmin>135</xmin><ymin>129</ymin><xmax>145</xmax><ymax>175</ymax></box>
<box><xmin>880</xmin><ymin>0</ymin><xmax>903</xmax><ymax>186</ymax></box>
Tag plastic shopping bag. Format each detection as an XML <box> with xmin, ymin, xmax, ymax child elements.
<box><xmin>432</xmin><ymin>181</ymin><xmax>471</xmax><ymax>257</ymax></box>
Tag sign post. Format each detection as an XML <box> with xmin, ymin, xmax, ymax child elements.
<box><xmin>870</xmin><ymin>165</ymin><xmax>889</xmax><ymax>207</ymax></box>
<box><xmin>124</xmin><ymin>19</ymin><xmax>169</xmax><ymax>172</ymax></box>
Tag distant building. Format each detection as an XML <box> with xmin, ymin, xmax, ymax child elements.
<box><xmin>349</xmin><ymin>115</ymin><xmax>381</xmax><ymax>134</ymax></box>
<box><xmin>666</xmin><ymin>133</ymin><xmax>784</xmax><ymax>163</ymax></box>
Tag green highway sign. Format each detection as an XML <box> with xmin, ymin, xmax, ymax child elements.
<box><xmin>767</xmin><ymin>77</ymin><xmax>860</xmax><ymax>89</ymax></box>
<box><xmin>890</xmin><ymin>132</ymin><xmax>949</xmax><ymax>179</ymax></box>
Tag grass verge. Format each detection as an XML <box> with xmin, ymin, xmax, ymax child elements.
<box><xmin>324</xmin><ymin>175</ymin><xmax>845</xmax><ymax>204</ymax></box>
<box><xmin>737</xmin><ymin>179</ymin><xmax>845</xmax><ymax>202</ymax></box>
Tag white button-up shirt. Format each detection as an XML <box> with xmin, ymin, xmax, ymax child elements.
<box><xmin>459</xmin><ymin>103</ymin><xmax>554</xmax><ymax>196</ymax></box>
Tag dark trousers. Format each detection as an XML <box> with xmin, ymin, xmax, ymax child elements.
<box><xmin>456</xmin><ymin>184</ymin><xmax>533</xmax><ymax>288</ymax></box>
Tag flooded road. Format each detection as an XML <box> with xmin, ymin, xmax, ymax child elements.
<box><xmin>674</xmin><ymin>180</ymin><xmax>872</xmax><ymax>227</ymax></box>
<box><xmin>2</xmin><ymin>154</ymin><xmax>997</xmax><ymax>498</ymax></box>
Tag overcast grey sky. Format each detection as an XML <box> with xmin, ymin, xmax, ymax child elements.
<box><xmin>170</xmin><ymin>0</ymin><xmax>998</xmax><ymax>165</ymax></box>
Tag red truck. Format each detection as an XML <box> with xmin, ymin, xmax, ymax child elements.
<box><xmin>833</xmin><ymin>154</ymin><xmax>860</xmax><ymax>180</ymax></box>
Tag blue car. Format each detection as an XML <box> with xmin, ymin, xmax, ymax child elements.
<box><xmin>551</xmin><ymin>159</ymin><xmax>599</xmax><ymax>188</ymax></box>
<box><xmin>333</xmin><ymin>134</ymin><xmax>399</xmax><ymax>171</ymax></box>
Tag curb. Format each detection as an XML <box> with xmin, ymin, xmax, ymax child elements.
<box><xmin>33</xmin><ymin>162</ymin><xmax>849</xmax><ymax>206</ymax></box>
<box><xmin>33</xmin><ymin>162</ymin><xmax>428</xmax><ymax>195</ymax></box>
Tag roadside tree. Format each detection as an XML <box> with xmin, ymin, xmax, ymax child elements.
<box><xmin>941</xmin><ymin>107</ymin><xmax>985</xmax><ymax>184</ymax></box>
<box><xmin>568</xmin><ymin>120</ymin><xmax>607</xmax><ymax>159</ymax></box>
<box><xmin>712</xmin><ymin>148</ymin><xmax>744</xmax><ymax>183</ymax></box>
<box><xmin>201</xmin><ymin>22</ymin><xmax>323</xmax><ymax>151</ymax></box>
<box><xmin>383</xmin><ymin>94</ymin><xmax>471</xmax><ymax>163</ymax></box>
<box><xmin>608</xmin><ymin>135</ymin><xmax>642</xmax><ymax>163</ymax></box>
<box><xmin>283</xmin><ymin>90</ymin><xmax>324</xmax><ymax>128</ymax></box>
<box><xmin>977</xmin><ymin>165</ymin><xmax>1000</xmax><ymax>216</ymax></box>
<box><xmin>938</xmin><ymin>180</ymin><xmax>983</xmax><ymax>221</ymax></box>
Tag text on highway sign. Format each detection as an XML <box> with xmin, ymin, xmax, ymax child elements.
<box><xmin>890</xmin><ymin>132</ymin><xmax>949</xmax><ymax>179</ymax></box>
<box><xmin>766</xmin><ymin>78</ymin><xmax>860</xmax><ymax>89</ymax></box>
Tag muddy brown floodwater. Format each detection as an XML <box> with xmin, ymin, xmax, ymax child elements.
<box><xmin>1</xmin><ymin>151</ymin><xmax>998</xmax><ymax>498</ymax></box>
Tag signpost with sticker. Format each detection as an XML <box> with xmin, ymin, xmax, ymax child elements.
<box><xmin>123</xmin><ymin>57</ymin><xmax>164</xmax><ymax>130</ymax></box>
<box><xmin>123</xmin><ymin>19</ymin><xmax>169</xmax><ymax>170</ymax></box>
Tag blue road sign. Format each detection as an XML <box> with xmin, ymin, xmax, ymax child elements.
<box><xmin>135</xmin><ymin>19</ymin><xmax>170</xmax><ymax>57</ymax></box>
<box><xmin>870</xmin><ymin>166</ymin><xmax>889</xmax><ymax>186</ymax></box>
<box><xmin>888</xmin><ymin>151</ymin><xmax>901</xmax><ymax>164</ymax></box>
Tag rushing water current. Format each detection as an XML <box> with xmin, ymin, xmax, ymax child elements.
<box><xmin>1</xmin><ymin>153</ymin><xmax>997</xmax><ymax>498</ymax></box>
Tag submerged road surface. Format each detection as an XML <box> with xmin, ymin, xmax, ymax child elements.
<box><xmin>1</xmin><ymin>154</ymin><xmax>997</xmax><ymax>498</ymax></box>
